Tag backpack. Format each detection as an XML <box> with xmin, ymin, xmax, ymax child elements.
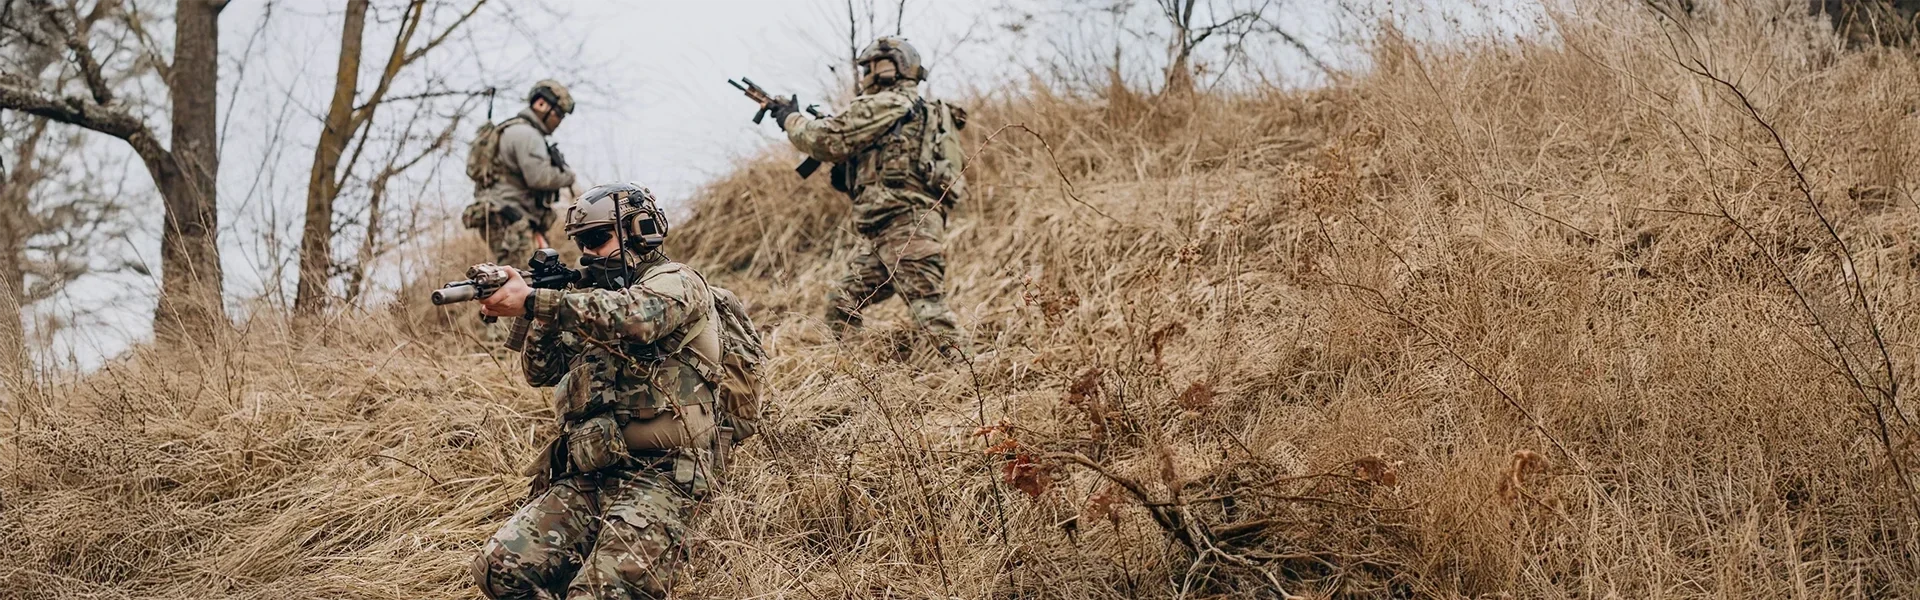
<box><xmin>918</xmin><ymin>100</ymin><xmax>968</xmax><ymax>209</ymax></box>
<box><xmin>465</xmin><ymin>116</ymin><xmax>530</xmax><ymax>188</ymax></box>
<box><xmin>706</xmin><ymin>286</ymin><xmax>768</xmax><ymax>442</ymax></box>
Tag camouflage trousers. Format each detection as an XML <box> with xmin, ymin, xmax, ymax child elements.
<box><xmin>826</xmin><ymin>206</ymin><xmax>967</xmax><ymax>355</ymax></box>
<box><xmin>473</xmin><ymin>468</ymin><xmax>693</xmax><ymax>600</ymax></box>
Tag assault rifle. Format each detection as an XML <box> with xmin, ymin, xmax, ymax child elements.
<box><xmin>728</xmin><ymin>77</ymin><xmax>829</xmax><ymax>178</ymax></box>
<box><xmin>433</xmin><ymin>248</ymin><xmax>580</xmax><ymax>351</ymax></box>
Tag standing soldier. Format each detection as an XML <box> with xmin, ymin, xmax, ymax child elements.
<box><xmin>470</xmin><ymin>183</ymin><xmax>721</xmax><ymax>599</ymax></box>
<box><xmin>755</xmin><ymin>37</ymin><xmax>971</xmax><ymax>359</ymax></box>
<box><xmin>465</xmin><ymin>79</ymin><xmax>579</xmax><ymax>266</ymax></box>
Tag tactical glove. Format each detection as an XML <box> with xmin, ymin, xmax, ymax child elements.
<box><xmin>767</xmin><ymin>95</ymin><xmax>801</xmax><ymax>131</ymax></box>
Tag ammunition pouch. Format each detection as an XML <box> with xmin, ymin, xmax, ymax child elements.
<box><xmin>523</xmin><ymin>421</ymin><xmax>715</xmax><ymax>501</ymax></box>
<box><xmin>566</xmin><ymin>414</ymin><xmax>626</xmax><ymax>474</ymax></box>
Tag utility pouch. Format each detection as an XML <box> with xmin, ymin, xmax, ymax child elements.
<box><xmin>552</xmin><ymin>367</ymin><xmax>590</xmax><ymax>420</ymax></box>
<box><xmin>461</xmin><ymin>201</ymin><xmax>490</xmax><ymax>230</ymax></box>
<box><xmin>566</xmin><ymin>415</ymin><xmax>629</xmax><ymax>475</ymax></box>
<box><xmin>497</xmin><ymin>203</ymin><xmax>524</xmax><ymax>226</ymax></box>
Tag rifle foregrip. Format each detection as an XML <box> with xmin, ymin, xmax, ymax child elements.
<box><xmin>796</xmin><ymin>158</ymin><xmax>822</xmax><ymax>179</ymax></box>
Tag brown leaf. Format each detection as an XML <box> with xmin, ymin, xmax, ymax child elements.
<box><xmin>1175</xmin><ymin>381</ymin><xmax>1214</xmax><ymax>412</ymax></box>
<box><xmin>1003</xmin><ymin>454</ymin><xmax>1054</xmax><ymax>498</ymax></box>
<box><xmin>1149</xmin><ymin>322</ymin><xmax>1187</xmax><ymax>364</ymax></box>
<box><xmin>1066</xmin><ymin>368</ymin><xmax>1103</xmax><ymax>404</ymax></box>
<box><xmin>1352</xmin><ymin>454</ymin><xmax>1400</xmax><ymax>487</ymax></box>
<box><xmin>1155</xmin><ymin>440</ymin><xmax>1180</xmax><ymax>490</ymax></box>
<box><xmin>1498</xmin><ymin>449</ymin><xmax>1550</xmax><ymax>505</ymax></box>
<box><xmin>1083</xmin><ymin>484</ymin><xmax>1127</xmax><ymax>527</ymax></box>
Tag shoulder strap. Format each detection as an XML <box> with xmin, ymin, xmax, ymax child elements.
<box><xmin>640</xmin><ymin>263</ymin><xmax>723</xmax><ymax>383</ymax></box>
<box><xmin>861</xmin><ymin>94</ymin><xmax>922</xmax><ymax>155</ymax></box>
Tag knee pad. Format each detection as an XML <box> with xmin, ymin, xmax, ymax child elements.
<box><xmin>471</xmin><ymin>549</ymin><xmax>509</xmax><ymax>600</ymax></box>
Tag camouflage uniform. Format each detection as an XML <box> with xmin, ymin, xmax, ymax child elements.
<box><xmin>474</xmin><ymin>108</ymin><xmax>576</xmax><ymax>265</ymax></box>
<box><xmin>783</xmin><ymin>80</ymin><xmax>966</xmax><ymax>354</ymax></box>
<box><xmin>474</xmin><ymin>253</ymin><xmax>720</xmax><ymax>600</ymax></box>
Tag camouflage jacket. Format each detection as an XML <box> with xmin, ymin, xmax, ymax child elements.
<box><xmin>479</xmin><ymin>108</ymin><xmax>576</xmax><ymax>231</ymax></box>
<box><xmin>784</xmin><ymin>81</ymin><xmax>939</xmax><ymax>233</ymax></box>
<box><xmin>521</xmin><ymin>256</ymin><xmax>717</xmax><ymax>425</ymax></box>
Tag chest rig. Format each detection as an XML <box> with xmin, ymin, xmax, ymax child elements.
<box><xmin>553</xmin><ymin>263</ymin><xmax>723</xmax><ymax>425</ymax></box>
<box><xmin>532</xmin><ymin>263</ymin><xmax>725</xmax><ymax>495</ymax></box>
<box><xmin>853</xmin><ymin>96</ymin><xmax>930</xmax><ymax>194</ymax></box>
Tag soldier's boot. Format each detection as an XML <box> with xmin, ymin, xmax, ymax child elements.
<box><xmin>908</xmin><ymin>295</ymin><xmax>968</xmax><ymax>360</ymax></box>
<box><xmin>823</xmin><ymin>290</ymin><xmax>867</xmax><ymax>339</ymax></box>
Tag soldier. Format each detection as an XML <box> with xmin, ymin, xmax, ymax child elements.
<box><xmin>471</xmin><ymin>183</ymin><xmax>722</xmax><ymax>599</ymax></box>
<box><xmin>466</xmin><ymin>79</ymin><xmax>579</xmax><ymax>266</ymax></box>
<box><xmin>759</xmin><ymin>37</ymin><xmax>970</xmax><ymax>359</ymax></box>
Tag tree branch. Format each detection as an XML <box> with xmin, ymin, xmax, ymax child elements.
<box><xmin>117</xmin><ymin>0</ymin><xmax>175</xmax><ymax>83</ymax></box>
<box><xmin>346</xmin><ymin>0</ymin><xmax>426</xmax><ymax>131</ymax></box>
<box><xmin>32</xmin><ymin>0</ymin><xmax>115</xmax><ymax>106</ymax></box>
<box><xmin>399</xmin><ymin>0</ymin><xmax>487</xmax><ymax>66</ymax></box>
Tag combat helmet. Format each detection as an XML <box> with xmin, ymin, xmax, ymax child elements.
<box><xmin>856</xmin><ymin>36</ymin><xmax>926</xmax><ymax>92</ymax></box>
<box><xmin>528</xmin><ymin>79</ymin><xmax>575</xmax><ymax>115</ymax></box>
<box><xmin>565</xmin><ymin>182</ymin><xmax>668</xmax><ymax>253</ymax></box>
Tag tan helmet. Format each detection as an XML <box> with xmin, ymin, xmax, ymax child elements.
<box><xmin>565</xmin><ymin>182</ymin><xmax>667</xmax><ymax>251</ymax></box>
<box><xmin>856</xmin><ymin>36</ymin><xmax>926</xmax><ymax>91</ymax></box>
<box><xmin>529</xmin><ymin>79</ymin><xmax>574</xmax><ymax>115</ymax></box>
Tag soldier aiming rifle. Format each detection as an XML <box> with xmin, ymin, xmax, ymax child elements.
<box><xmin>735</xmin><ymin>37</ymin><xmax>973</xmax><ymax>360</ymax></box>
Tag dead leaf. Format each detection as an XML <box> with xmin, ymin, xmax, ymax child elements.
<box><xmin>1175</xmin><ymin>381</ymin><xmax>1214</xmax><ymax>412</ymax></box>
<box><xmin>1003</xmin><ymin>454</ymin><xmax>1054</xmax><ymax>498</ymax></box>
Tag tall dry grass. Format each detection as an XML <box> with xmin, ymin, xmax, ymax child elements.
<box><xmin>6</xmin><ymin>3</ymin><xmax>1920</xmax><ymax>598</ymax></box>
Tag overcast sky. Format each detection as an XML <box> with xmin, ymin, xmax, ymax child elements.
<box><xmin>32</xmin><ymin>0</ymin><xmax>1540</xmax><ymax>369</ymax></box>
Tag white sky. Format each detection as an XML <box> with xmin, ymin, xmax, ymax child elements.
<box><xmin>31</xmin><ymin>0</ymin><xmax>1542</xmax><ymax>369</ymax></box>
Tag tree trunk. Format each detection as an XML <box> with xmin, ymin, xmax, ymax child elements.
<box><xmin>294</xmin><ymin>0</ymin><xmax>370</xmax><ymax>315</ymax></box>
<box><xmin>153</xmin><ymin>0</ymin><xmax>227</xmax><ymax>346</ymax></box>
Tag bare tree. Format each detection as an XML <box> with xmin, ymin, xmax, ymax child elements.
<box><xmin>0</xmin><ymin>0</ymin><xmax>231</xmax><ymax>347</ymax></box>
<box><xmin>1154</xmin><ymin>0</ymin><xmax>1299</xmax><ymax>93</ymax></box>
<box><xmin>293</xmin><ymin>0</ymin><xmax>485</xmax><ymax>315</ymax></box>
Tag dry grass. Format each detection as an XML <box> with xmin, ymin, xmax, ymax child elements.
<box><xmin>7</xmin><ymin>3</ymin><xmax>1920</xmax><ymax>598</ymax></box>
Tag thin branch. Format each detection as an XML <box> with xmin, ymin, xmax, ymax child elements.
<box><xmin>117</xmin><ymin>0</ymin><xmax>174</xmax><ymax>83</ymax></box>
<box><xmin>32</xmin><ymin>0</ymin><xmax>113</xmax><ymax>105</ymax></box>
<box><xmin>399</xmin><ymin>0</ymin><xmax>488</xmax><ymax>65</ymax></box>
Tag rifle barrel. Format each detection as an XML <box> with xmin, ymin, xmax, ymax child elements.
<box><xmin>432</xmin><ymin>283</ymin><xmax>480</xmax><ymax>305</ymax></box>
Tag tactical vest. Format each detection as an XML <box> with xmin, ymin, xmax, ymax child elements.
<box><xmin>537</xmin><ymin>263</ymin><xmax>724</xmax><ymax>489</ymax></box>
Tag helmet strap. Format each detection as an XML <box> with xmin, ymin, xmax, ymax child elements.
<box><xmin>613</xmin><ymin>192</ymin><xmax>633</xmax><ymax>287</ymax></box>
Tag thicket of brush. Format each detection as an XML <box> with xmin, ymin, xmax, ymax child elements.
<box><xmin>6</xmin><ymin>3</ymin><xmax>1920</xmax><ymax>598</ymax></box>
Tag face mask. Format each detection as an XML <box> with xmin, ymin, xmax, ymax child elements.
<box><xmin>578</xmin><ymin>253</ymin><xmax>629</xmax><ymax>290</ymax></box>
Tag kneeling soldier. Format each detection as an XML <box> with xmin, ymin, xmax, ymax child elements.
<box><xmin>472</xmin><ymin>182</ymin><xmax>722</xmax><ymax>599</ymax></box>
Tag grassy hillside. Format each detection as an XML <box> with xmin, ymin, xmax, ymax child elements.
<box><xmin>6</xmin><ymin>4</ymin><xmax>1920</xmax><ymax>598</ymax></box>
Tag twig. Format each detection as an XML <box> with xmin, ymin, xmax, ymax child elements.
<box><xmin>371</xmin><ymin>452</ymin><xmax>443</xmax><ymax>486</ymax></box>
